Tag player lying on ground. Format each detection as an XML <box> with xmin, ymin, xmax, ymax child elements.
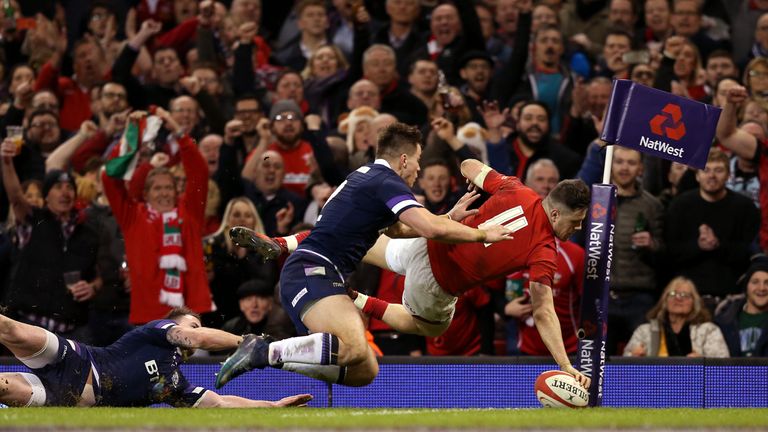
<box><xmin>0</xmin><ymin>307</ymin><xmax>311</xmax><ymax>407</ymax></box>
<box><xmin>231</xmin><ymin>159</ymin><xmax>591</xmax><ymax>388</ymax></box>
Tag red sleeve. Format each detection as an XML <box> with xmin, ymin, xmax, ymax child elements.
<box><xmin>527</xmin><ymin>240</ymin><xmax>557</xmax><ymax>287</ymax></box>
<box><xmin>155</xmin><ymin>18</ymin><xmax>200</xmax><ymax>51</ymax></box>
<box><xmin>34</xmin><ymin>61</ymin><xmax>61</xmax><ymax>96</ymax></box>
<box><xmin>482</xmin><ymin>169</ymin><xmax>519</xmax><ymax>195</ymax></box>
<box><xmin>127</xmin><ymin>162</ymin><xmax>153</xmax><ymax>202</ymax></box>
<box><xmin>71</xmin><ymin>131</ymin><xmax>109</xmax><ymax>173</ymax></box>
<box><xmin>101</xmin><ymin>168</ymin><xmax>136</xmax><ymax>228</ymax></box>
<box><xmin>179</xmin><ymin>135</ymin><xmax>209</xmax><ymax>222</ymax></box>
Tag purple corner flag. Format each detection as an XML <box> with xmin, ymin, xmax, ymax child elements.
<box><xmin>600</xmin><ymin>80</ymin><xmax>722</xmax><ymax>169</ymax></box>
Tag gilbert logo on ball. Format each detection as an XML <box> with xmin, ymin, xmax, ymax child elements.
<box><xmin>601</xmin><ymin>80</ymin><xmax>720</xmax><ymax>169</ymax></box>
<box><xmin>534</xmin><ymin>370</ymin><xmax>589</xmax><ymax>408</ymax></box>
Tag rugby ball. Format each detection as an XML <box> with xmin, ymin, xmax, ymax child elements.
<box><xmin>534</xmin><ymin>370</ymin><xmax>589</xmax><ymax>408</ymax></box>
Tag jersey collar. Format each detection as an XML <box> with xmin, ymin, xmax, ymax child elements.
<box><xmin>374</xmin><ymin>159</ymin><xmax>392</xmax><ymax>169</ymax></box>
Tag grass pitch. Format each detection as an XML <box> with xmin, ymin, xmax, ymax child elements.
<box><xmin>0</xmin><ymin>408</ymin><xmax>766</xmax><ymax>429</ymax></box>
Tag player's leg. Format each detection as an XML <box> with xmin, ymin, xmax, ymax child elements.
<box><xmin>299</xmin><ymin>295</ymin><xmax>379</xmax><ymax>386</ymax></box>
<box><xmin>0</xmin><ymin>373</ymin><xmax>46</xmax><ymax>407</ymax></box>
<box><xmin>360</xmin><ymin>235</ymin><xmax>393</xmax><ymax>270</ymax></box>
<box><xmin>0</xmin><ymin>313</ymin><xmax>54</xmax><ymax>361</ymax></box>
<box><xmin>229</xmin><ymin>226</ymin><xmax>310</xmax><ymax>259</ymax></box>
<box><xmin>354</xmin><ymin>238</ymin><xmax>456</xmax><ymax>337</ymax></box>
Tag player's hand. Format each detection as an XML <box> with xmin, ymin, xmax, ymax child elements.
<box><xmin>504</xmin><ymin>296</ymin><xmax>533</xmax><ymax>318</ymax></box>
<box><xmin>446</xmin><ymin>190</ymin><xmax>481</xmax><ymax>222</ymax></box>
<box><xmin>481</xmin><ymin>224</ymin><xmax>513</xmax><ymax>243</ymax></box>
<box><xmin>274</xmin><ymin>394</ymin><xmax>313</xmax><ymax>407</ymax></box>
<box><xmin>561</xmin><ymin>364</ymin><xmax>590</xmax><ymax>390</ymax></box>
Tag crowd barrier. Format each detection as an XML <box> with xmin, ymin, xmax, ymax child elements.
<box><xmin>1</xmin><ymin>357</ymin><xmax>766</xmax><ymax>408</ymax></box>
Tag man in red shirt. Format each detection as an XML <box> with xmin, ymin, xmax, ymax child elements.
<box><xmin>247</xmin><ymin>159</ymin><xmax>591</xmax><ymax>385</ymax></box>
<box><xmin>716</xmin><ymin>86</ymin><xmax>768</xmax><ymax>255</ymax></box>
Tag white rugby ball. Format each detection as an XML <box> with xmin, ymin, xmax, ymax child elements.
<box><xmin>534</xmin><ymin>370</ymin><xmax>589</xmax><ymax>408</ymax></box>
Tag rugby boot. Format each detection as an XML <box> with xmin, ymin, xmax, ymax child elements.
<box><xmin>215</xmin><ymin>334</ymin><xmax>272</xmax><ymax>388</ymax></box>
<box><xmin>229</xmin><ymin>227</ymin><xmax>283</xmax><ymax>261</ymax></box>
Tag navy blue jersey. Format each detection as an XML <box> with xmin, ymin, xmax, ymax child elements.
<box><xmin>298</xmin><ymin>160</ymin><xmax>422</xmax><ymax>274</ymax></box>
<box><xmin>86</xmin><ymin>320</ymin><xmax>205</xmax><ymax>407</ymax></box>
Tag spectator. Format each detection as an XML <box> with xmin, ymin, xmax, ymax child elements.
<box><xmin>408</xmin><ymin>59</ymin><xmax>439</xmax><ymax>115</ymax></box>
<box><xmin>642</xmin><ymin>0</ymin><xmax>671</xmax><ymax>48</ymax></box>
<box><xmin>2</xmin><ymin>140</ymin><xmax>99</xmax><ymax>341</ymax></box>
<box><xmin>275</xmin><ymin>0</ymin><xmax>330</xmax><ymax>72</ymax></box>
<box><xmin>558</xmin><ymin>0</ymin><xmax>610</xmax><ymax>59</ymax></box>
<box><xmin>372</xmin><ymin>1</ymin><xmax>422</xmax><ymax>71</ymax></box>
<box><xmin>608</xmin><ymin>0</ymin><xmax>638</xmax><ymax>36</ymax></box>
<box><xmin>338</xmin><ymin>107</ymin><xmax>379</xmax><ymax>171</ymax></box>
<box><xmin>458</xmin><ymin>51</ymin><xmax>494</xmax><ymax>125</ymax></box>
<box><xmin>704</xmin><ymin>50</ymin><xmax>739</xmax><ymax>102</ymax></box>
<box><xmin>562</xmin><ymin>76</ymin><xmax>612</xmax><ymax>155</ymax></box>
<box><xmin>715</xmin><ymin>257</ymin><xmax>768</xmax><ymax>357</ymax></box>
<box><xmin>629</xmin><ymin>63</ymin><xmax>657</xmax><ymax>88</ymax></box>
<box><xmin>204</xmin><ymin>197</ymin><xmax>278</xmax><ymax>327</ymax></box>
<box><xmin>598</xmin><ymin>29</ymin><xmax>633</xmax><ymax>79</ymax></box>
<box><xmin>242</xmin><ymin>149</ymin><xmax>305</xmax><ymax>237</ymax></box>
<box><xmin>362</xmin><ymin>44</ymin><xmax>426</xmax><ymax>127</ymax></box>
<box><xmin>669</xmin><ymin>0</ymin><xmax>729</xmax><ymax>61</ymax></box>
<box><xmin>485</xmin><ymin>100</ymin><xmax>581</xmax><ymax>179</ymax></box>
<box><xmin>607</xmin><ymin>146</ymin><xmax>665</xmax><ymax>356</ymax></box>
<box><xmin>101</xmin><ymin>110</ymin><xmax>213</xmax><ymax>324</ymax></box>
<box><xmin>416</xmin><ymin>159</ymin><xmax>462</xmax><ymax>215</ymax></box>
<box><xmin>241</xmin><ymin>100</ymin><xmax>315</xmax><ymax>197</ymax></box>
<box><xmin>422</xmin><ymin>0</ymin><xmax>485</xmax><ymax>86</ymax></box>
<box><xmin>665</xmin><ymin>148</ymin><xmax>760</xmax><ymax>304</ymax></box>
<box><xmin>25</xmin><ymin>110</ymin><xmax>62</xmax><ymax>156</ymax></box>
<box><xmin>346</xmin><ymin>79</ymin><xmax>382</xmax><ymax>112</ymax></box>
<box><xmin>624</xmin><ymin>276</ymin><xmax>729</xmax><ymax>357</ymax></box>
<box><xmin>743</xmin><ymin>57</ymin><xmax>768</xmax><ymax>112</ymax></box>
<box><xmin>220</xmin><ymin>279</ymin><xmax>295</xmax><ymax>345</ymax></box>
<box><xmin>654</xmin><ymin>37</ymin><xmax>707</xmax><ymax>102</ymax></box>
<box><xmin>725</xmin><ymin>121</ymin><xmax>762</xmax><ymax>208</ymax></box>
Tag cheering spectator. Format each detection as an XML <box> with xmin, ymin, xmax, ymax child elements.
<box><xmin>101</xmin><ymin>109</ymin><xmax>213</xmax><ymax>324</ymax></box>
<box><xmin>715</xmin><ymin>257</ymin><xmax>768</xmax><ymax>357</ymax></box>
<box><xmin>372</xmin><ymin>0</ymin><xmax>425</xmax><ymax>78</ymax></box>
<box><xmin>2</xmin><ymin>138</ymin><xmax>100</xmax><ymax>342</ymax></box>
<box><xmin>624</xmin><ymin>276</ymin><xmax>729</xmax><ymax>358</ymax></box>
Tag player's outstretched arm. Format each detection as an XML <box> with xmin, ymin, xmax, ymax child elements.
<box><xmin>166</xmin><ymin>326</ymin><xmax>244</xmax><ymax>352</ymax></box>
<box><xmin>398</xmin><ymin>206</ymin><xmax>512</xmax><ymax>244</ymax></box>
<box><xmin>529</xmin><ymin>281</ymin><xmax>591</xmax><ymax>390</ymax></box>
<box><xmin>460</xmin><ymin>159</ymin><xmax>491</xmax><ymax>190</ymax></box>
<box><xmin>194</xmin><ymin>391</ymin><xmax>313</xmax><ymax>408</ymax></box>
<box><xmin>383</xmin><ymin>191</ymin><xmax>482</xmax><ymax>239</ymax></box>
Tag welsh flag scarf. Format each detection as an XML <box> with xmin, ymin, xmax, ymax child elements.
<box><xmin>158</xmin><ymin>209</ymin><xmax>186</xmax><ymax>307</ymax></box>
<box><xmin>105</xmin><ymin>115</ymin><xmax>163</xmax><ymax>180</ymax></box>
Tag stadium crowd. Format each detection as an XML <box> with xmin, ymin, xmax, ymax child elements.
<box><xmin>0</xmin><ymin>0</ymin><xmax>766</xmax><ymax>361</ymax></box>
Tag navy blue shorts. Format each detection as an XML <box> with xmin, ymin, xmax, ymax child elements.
<box><xmin>280</xmin><ymin>250</ymin><xmax>346</xmax><ymax>335</ymax></box>
<box><xmin>33</xmin><ymin>335</ymin><xmax>91</xmax><ymax>406</ymax></box>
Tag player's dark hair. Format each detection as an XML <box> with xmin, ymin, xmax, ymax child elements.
<box><xmin>165</xmin><ymin>306</ymin><xmax>201</xmax><ymax>322</ymax></box>
<box><xmin>548</xmin><ymin>179</ymin><xmax>590</xmax><ymax>212</ymax></box>
<box><xmin>376</xmin><ymin>122</ymin><xmax>422</xmax><ymax>159</ymax></box>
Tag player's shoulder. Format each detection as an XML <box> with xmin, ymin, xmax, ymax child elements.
<box><xmin>144</xmin><ymin>319</ymin><xmax>178</xmax><ymax>331</ymax></box>
<box><xmin>557</xmin><ymin>240</ymin><xmax>585</xmax><ymax>258</ymax></box>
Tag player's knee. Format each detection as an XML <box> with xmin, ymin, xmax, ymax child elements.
<box><xmin>344</xmin><ymin>358</ymin><xmax>379</xmax><ymax>387</ymax></box>
<box><xmin>340</xmin><ymin>340</ymin><xmax>370</xmax><ymax>365</ymax></box>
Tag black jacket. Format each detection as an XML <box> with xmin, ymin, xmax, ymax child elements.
<box><xmin>715</xmin><ymin>295</ymin><xmax>768</xmax><ymax>357</ymax></box>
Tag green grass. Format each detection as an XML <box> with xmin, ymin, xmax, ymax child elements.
<box><xmin>0</xmin><ymin>408</ymin><xmax>766</xmax><ymax>429</ymax></box>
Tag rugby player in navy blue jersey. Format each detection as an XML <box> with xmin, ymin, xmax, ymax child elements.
<box><xmin>0</xmin><ymin>307</ymin><xmax>311</xmax><ymax>407</ymax></box>
<box><xmin>216</xmin><ymin>123</ymin><xmax>512</xmax><ymax>389</ymax></box>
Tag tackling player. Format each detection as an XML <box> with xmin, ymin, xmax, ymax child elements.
<box><xmin>215</xmin><ymin>124</ymin><xmax>512</xmax><ymax>389</ymax></box>
<box><xmin>236</xmin><ymin>159</ymin><xmax>591</xmax><ymax>388</ymax></box>
<box><xmin>0</xmin><ymin>307</ymin><xmax>311</xmax><ymax>407</ymax></box>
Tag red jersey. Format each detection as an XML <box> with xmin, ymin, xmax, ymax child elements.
<box><xmin>427</xmin><ymin>171</ymin><xmax>558</xmax><ymax>296</ymax></box>
<box><xmin>268</xmin><ymin>141</ymin><xmax>314</xmax><ymax>197</ymax></box>
<box><xmin>758</xmin><ymin>139</ymin><xmax>768</xmax><ymax>253</ymax></box>
<box><xmin>511</xmin><ymin>240</ymin><xmax>584</xmax><ymax>355</ymax></box>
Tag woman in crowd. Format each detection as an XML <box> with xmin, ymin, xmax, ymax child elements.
<box><xmin>203</xmin><ymin>197</ymin><xmax>278</xmax><ymax>328</ymax></box>
<box><xmin>624</xmin><ymin>276</ymin><xmax>729</xmax><ymax>357</ymax></box>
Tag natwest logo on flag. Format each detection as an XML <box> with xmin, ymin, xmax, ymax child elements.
<box><xmin>601</xmin><ymin>80</ymin><xmax>721</xmax><ymax>169</ymax></box>
<box><xmin>649</xmin><ymin>103</ymin><xmax>686</xmax><ymax>141</ymax></box>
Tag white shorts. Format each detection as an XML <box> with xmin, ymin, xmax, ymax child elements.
<box><xmin>384</xmin><ymin>237</ymin><xmax>457</xmax><ymax>323</ymax></box>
